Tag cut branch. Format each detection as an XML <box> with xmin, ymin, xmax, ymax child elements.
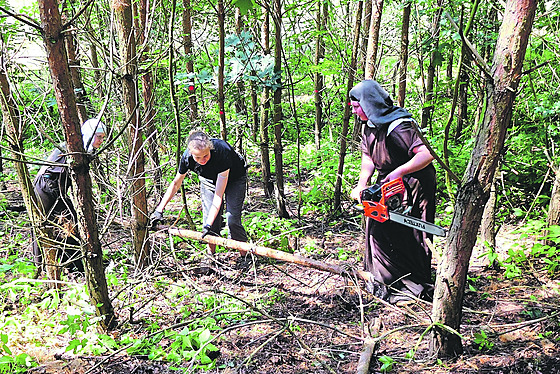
<box><xmin>157</xmin><ymin>225</ymin><xmax>373</xmax><ymax>283</ymax></box>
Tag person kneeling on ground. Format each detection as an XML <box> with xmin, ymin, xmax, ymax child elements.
<box><xmin>33</xmin><ymin>118</ymin><xmax>107</xmax><ymax>273</ymax></box>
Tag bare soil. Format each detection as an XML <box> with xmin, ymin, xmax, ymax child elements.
<box><xmin>2</xmin><ymin>180</ymin><xmax>559</xmax><ymax>374</ymax></box>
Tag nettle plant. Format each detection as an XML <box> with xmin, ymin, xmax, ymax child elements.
<box><xmin>497</xmin><ymin>221</ymin><xmax>560</xmax><ymax>279</ymax></box>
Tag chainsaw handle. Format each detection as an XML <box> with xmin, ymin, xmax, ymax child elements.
<box><xmin>352</xmin><ymin>203</ymin><xmax>364</xmax><ymax>212</ymax></box>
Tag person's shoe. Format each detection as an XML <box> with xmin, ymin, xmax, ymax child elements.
<box><xmin>388</xmin><ymin>288</ymin><xmax>417</xmax><ymax>306</ymax></box>
<box><xmin>365</xmin><ymin>279</ymin><xmax>389</xmax><ymax>300</ymax></box>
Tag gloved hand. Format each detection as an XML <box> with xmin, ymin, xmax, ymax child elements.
<box><xmin>149</xmin><ymin>210</ymin><xmax>164</xmax><ymax>228</ymax></box>
<box><xmin>201</xmin><ymin>224</ymin><xmax>214</xmax><ymax>238</ymax></box>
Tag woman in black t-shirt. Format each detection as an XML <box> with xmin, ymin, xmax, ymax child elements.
<box><xmin>152</xmin><ymin>130</ymin><xmax>248</xmax><ymax>266</ymax></box>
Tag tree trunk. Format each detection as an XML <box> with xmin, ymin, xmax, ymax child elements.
<box><xmin>62</xmin><ymin>12</ymin><xmax>91</xmax><ymax>124</ymax></box>
<box><xmin>360</xmin><ymin>0</ymin><xmax>372</xmax><ymax>71</ymax></box>
<box><xmin>313</xmin><ymin>1</ymin><xmax>326</xmax><ymax>150</ymax></box>
<box><xmin>164</xmin><ymin>226</ymin><xmax>374</xmax><ymax>283</ymax></box>
<box><xmin>455</xmin><ymin>53</ymin><xmax>471</xmax><ymax>140</ymax></box>
<box><xmin>333</xmin><ymin>0</ymin><xmax>363</xmax><ymax>212</ymax></box>
<box><xmin>217</xmin><ymin>0</ymin><xmax>227</xmax><ymax>140</ymax></box>
<box><xmin>250</xmin><ymin>75</ymin><xmax>259</xmax><ymax>143</ymax></box>
<box><xmin>113</xmin><ymin>0</ymin><xmax>149</xmax><ymax>269</ymax></box>
<box><xmin>421</xmin><ymin>0</ymin><xmax>444</xmax><ymax>129</ymax></box>
<box><xmin>38</xmin><ymin>0</ymin><xmax>116</xmax><ymax>330</ymax></box>
<box><xmin>259</xmin><ymin>7</ymin><xmax>273</xmax><ymax>198</ymax></box>
<box><xmin>137</xmin><ymin>0</ymin><xmax>163</xmax><ymax>202</ymax></box>
<box><xmin>182</xmin><ymin>0</ymin><xmax>199</xmax><ymax>121</ymax></box>
<box><xmin>0</xmin><ymin>68</ymin><xmax>56</xmax><ymax>280</ymax></box>
<box><xmin>364</xmin><ymin>0</ymin><xmax>383</xmax><ymax>79</ymax></box>
<box><xmin>443</xmin><ymin>2</ymin><xmax>480</xmax><ymax>200</ymax></box>
<box><xmin>397</xmin><ymin>1</ymin><xmax>410</xmax><ymax>107</ymax></box>
<box><xmin>431</xmin><ymin>0</ymin><xmax>537</xmax><ymax>357</ymax></box>
<box><xmin>546</xmin><ymin>166</ymin><xmax>560</xmax><ymax>246</ymax></box>
<box><xmin>481</xmin><ymin>168</ymin><xmax>499</xmax><ymax>268</ymax></box>
<box><xmin>273</xmin><ymin>0</ymin><xmax>289</xmax><ymax>218</ymax></box>
<box><xmin>234</xmin><ymin>8</ymin><xmax>247</xmax><ymax>151</ymax></box>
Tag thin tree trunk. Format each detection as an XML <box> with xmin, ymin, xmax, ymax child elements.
<box><xmin>455</xmin><ymin>53</ymin><xmax>471</xmax><ymax>140</ymax></box>
<box><xmin>260</xmin><ymin>6</ymin><xmax>273</xmax><ymax>198</ymax></box>
<box><xmin>234</xmin><ymin>8</ymin><xmax>247</xmax><ymax>151</ymax></box>
<box><xmin>182</xmin><ymin>0</ymin><xmax>198</xmax><ymax>121</ymax></box>
<box><xmin>170</xmin><ymin>0</ymin><xmax>195</xmax><ymax>228</ymax></box>
<box><xmin>0</xmin><ymin>68</ymin><xmax>55</xmax><ymax>280</ymax></box>
<box><xmin>250</xmin><ymin>74</ymin><xmax>259</xmax><ymax>143</ymax></box>
<box><xmin>273</xmin><ymin>0</ymin><xmax>288</xmax><ymax>218</ymax></box>
<box><xmin>364</xmin><ymin>0</ymin><xmax>383</xmax><ymax>79</ymax></box>
<box><xmin>360</xmin><ymin>0</ymin><xmax>372</xmax><ymax>71</ymax></box>
<box><xmin>431</xmin><ymin>0</ymin><xmax>537</xmax><ymax>357</ymax></box>
<box><xmin>217</xmin><ymin>0</ymin><xmax>227</xmax><ymax>140</ymax></box>
<box><xmin>546</xmin><ymin>166</ymin><xmax>560</xmax><ymax>246</ymax></box>
<box><xmin>137</xmin><ymin>0</ymin><xmax>162</xmax><ymax>202</ymax></box>
<box><xmin>62</xmin><ymin>12</ymin><xmax>91</xmax><ymax>124</ymax></box>
<box><xmin>481</xmin><ymin>167</ymin><xmax>499</xmax><ymax>269</ymax></box>
<box><xmin>421</xmin><ymin>0</ymin><xmax>444</xmax><ymax>129</ymax></box>
<box><xmin>333</xmin><ymin>0</ymin><xmax>363</xmax><ymax>212</ymax></box>
<box><xmin>113</xmin><ymin>0</ymin><xmax>149</xmax><ymax>269</ymax></box>
<box><xmin>164</xmin><ymin>226</ymin><xmax>374</xmax><ymax>283</ymax></box>
<box><xmin>313</xmin><ymin>1</ymin><xmax>326</xmax><ymax>150</ymax></box>
<box><xmin>397</xmin><ymin>1</ymin><xmax>411</xmax><ymax>107</ymax></box>
<box><xmin>38</xmin><ymin>0</ymin><xmax>116</xmax><ymax>330</ymax></box>
<box><xmin>442</xmin><ymin>3</ymin><xmax>480</xmax><ymax>201</ymax></box>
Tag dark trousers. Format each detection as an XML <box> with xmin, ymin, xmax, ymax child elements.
<box><xmin>200</xmin><ymin>176</ymin><xmax>248</xmax><ymax>242</ymax></box>
<box><xmin>32</xmin><ymin>176</ymin><xmax>83</xmax><ymax>272</ymax></box>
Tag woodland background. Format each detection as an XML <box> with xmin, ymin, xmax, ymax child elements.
<box><xmin>0</xmin><ymin>0</ymin><xmax>559</xmax><ymax>372</ymax></box>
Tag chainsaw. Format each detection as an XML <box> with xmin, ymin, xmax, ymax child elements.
<box><xmin>357</xmin><ymin>177</ymin><xmax>447</xmax><ymax>237</ymax></box>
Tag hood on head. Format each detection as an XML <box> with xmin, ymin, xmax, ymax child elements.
<box><xmin>82</xmin><ymin>118</ymin><xmax>106</xmax><ymax>152</ymax></box>
<box><xmin>349</xmin><ymin>80</ymin><xmax>411</xmax><ymax>128</ymax></box>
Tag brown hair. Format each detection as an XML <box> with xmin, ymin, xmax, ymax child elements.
<box><xmin>187</xmin><ymin>130</ymin><xmax>214</xmax><ymax>152</ymax></box>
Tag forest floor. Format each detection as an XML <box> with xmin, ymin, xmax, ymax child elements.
<box><xmin>1</xmin><ymin>177</ymin><xmax>560</xmax><ymax>374</ymax></box>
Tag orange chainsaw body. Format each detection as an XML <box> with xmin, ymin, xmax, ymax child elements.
<box><xmin>361</xmin><ymin>178</ymin><xmax>405</xmax><ymax>223</ymax></box>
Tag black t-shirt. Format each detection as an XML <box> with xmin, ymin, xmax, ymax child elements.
<box><xmin>178</xmin><ymin>139</ymin><xmax>246</xmax><ymax>183</ymax></box>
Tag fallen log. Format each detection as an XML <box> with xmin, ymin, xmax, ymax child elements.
<box><xmin>156</xmin><ymin>225</ymin><xmax>373</xmax><ymax>283</ymax></box>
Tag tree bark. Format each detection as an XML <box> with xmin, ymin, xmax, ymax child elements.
<box><xmin>62</xmin><ymin>12</ymin><xmax>91</xmax><ymax>124</ymax></box>
<box><xmin>431</xmin><ymin>0</ymin><xmax>537</xmax><ymax>357</ymax></box>
<box><xmin>163</xmin><ymin>226</ymin><xmax>374</xmax><ymax>283</ymax></box>
<box><xmin>364</xmin><ymin>0</ymin><xmax>383</xmax><ymax>79</ymax></box>
<box><xmin>546</xmin><ymin>166</ymin><xmax>560</xmax><ymax>246</ymax></box>
<box><xmin>360</xmin><ymin>0</ymin><xmax>372</xmax><ymax>71</ymax></box>
<box><xmin>38</xmin><ymin>0</ymin><xmax>116</xmax><ymax>330</ymax></box>
<box><xmin>217</xmin><ymin>0</ymin><xmax>227</xmax><ymax>140</ymax></box>
<box><xmin>259</xmin><ymin>7</ymin><xmax>274</xmax><ymax>198</ymax></box>
<box><xmin>421</xmin><ymin>0</ymin><xmax>444</xmax><ymax>129</ymax></box>
<box><xmin>272</xmin><ymin>0</ymin><xmax>289</xmax><ymax>218</ymax></box>
<box><xmin>136</xmin><ymin>0</ymin><xmax>163</xmax><ymax>202</ymax></box>
<box><xmin>397</xmin><ymin>1</ymin><xmax>411</xmax><ymax>107</ymax></box>
<box><xmin>113</xmin><ymin>0</ymin><xmax>150</xmax><ymax>269</ymax></box>
<box><xmin>333</xmin><ymin>0</ymin><xmax>363</xmax><ymax>212</ymax></box>
<box><xmin>182</xmin><ymin>0</ymin><xmax>199</xmax><ymax>121</ymax></box>
<box><xmin>313</xmin><ymin>1</ymin><xmax>326</xmax><ymax>150</ymax></box>
<box><xmin>0</xmin><ymin>68</ymin><xmax>56</xmax><ymax>280</ymax></box>
<box><xmin>234</xmin><ymin>8</ymin><xmax>247</xmax><ymax>151</ymax></box>
<box><xmin>481</xmin><ymin>168</ymin><xmax>499</xmax><ymax>268</ymax></box>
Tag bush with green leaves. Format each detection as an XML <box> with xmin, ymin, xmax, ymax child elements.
<box><xmin>244</xmin><ymin>211</ymin><xmax>299</xmax><ymax>251</ymax></box>
<box><xmin>497</xmin><ymin>221</ymin><xmax>560</xmax><ymax>279</ymax></box>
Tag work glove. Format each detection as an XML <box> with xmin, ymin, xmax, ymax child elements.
<box><xmin>149</xmin><ymin>210</ymin><xmax>164</xmax><ymax>228</ymax></box>
<box><xmin>201</xmin><ymin>224</ymin><xmax>217</xmax><ymax>238</ymax></box>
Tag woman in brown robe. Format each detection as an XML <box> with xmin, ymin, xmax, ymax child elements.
<box><xmin>349</xmin><ymin>80</ymin><xmax>436</xmax><ymax>303</ymax></box>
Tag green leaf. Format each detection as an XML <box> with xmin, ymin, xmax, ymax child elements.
<box><xmin>232</xmin><ymin>0</ymin><xmax>254</xmax><ymax>15</ymax></box>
